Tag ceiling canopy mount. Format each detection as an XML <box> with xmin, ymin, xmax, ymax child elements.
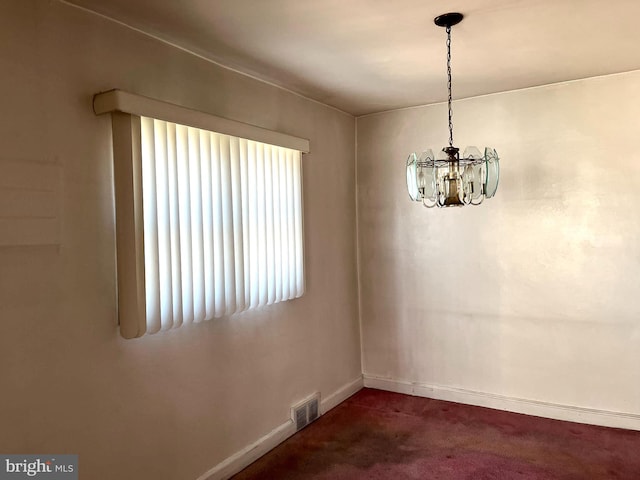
<box><xmin>433</xmin><ymin>12</ymin><xmax>463</xmax><ymax>28</ymax></box>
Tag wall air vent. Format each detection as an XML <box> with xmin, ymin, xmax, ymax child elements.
<box><xmin>308</xmin><ymin>398</ymin><xmax>319</xmax><ymax>422</ymax></box>
<box><xmin>291</xmin><ymin>393</ymin><xmax>321</xmax><ymax>431</ymax></box>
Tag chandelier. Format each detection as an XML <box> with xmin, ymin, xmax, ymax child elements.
<box><xmin>406</xmin><ymin>12</ymin><xmax>499</xmax><ymax>208</ymax></box>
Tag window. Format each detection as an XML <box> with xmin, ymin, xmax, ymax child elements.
<box><xmin>94</xmin><ymin>90</ymin><xmax>309</xmax><ymax>338</ymax></box>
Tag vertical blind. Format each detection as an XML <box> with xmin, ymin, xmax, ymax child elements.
<box><xmin>140</xmin><ymin>116</ymin><xmax>304</xmax><ymax>334</ymax></box>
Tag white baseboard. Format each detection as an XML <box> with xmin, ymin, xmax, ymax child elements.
<box><xmin>198</xmin><ymin>375</ymin><xmax>364</xmax><ymax>480</ymax></box>
<box><xmin>363</xmin><ymin>375</ymin><xmax>640</xmax><ymax>431</ymax></box>
<box><xmin>196</xmin><ymin>419</ymin><xmax>296</xmax><ymax>480</ymax></box>
<box><xmin>321</xmin><ymin>376</ymin><xmax>364</xmax><ymax>414</ymax></box>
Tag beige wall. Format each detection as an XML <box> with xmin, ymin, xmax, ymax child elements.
<box><xmin>357</xmin><ymin>71</ymin><xmax>640</xmax><ymax>414</ymax></box>
<box><xmin>3</xmin><ymin>0</ymin><xmax>640</xmax><ymax>476</ymax></box>
<box><xmin>0</xmin><ymin>1</ymin><xmax>360</xmax><ymax>479</ymax></box>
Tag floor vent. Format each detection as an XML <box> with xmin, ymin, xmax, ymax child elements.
<box><xmin>292</xmin><ymin>393</ymin><xmax>321</xmax><ymax>431</ymax></box>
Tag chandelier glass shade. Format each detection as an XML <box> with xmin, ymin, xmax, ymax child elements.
<box><xmin>406</xmin><ymin>12</ymin><xmax>499</xmax><ymax>208</ymax></box>
<box><xmin>406</xmin><ymin>146</ymin><xmax>499</xmax><ymax>208</ymax></box>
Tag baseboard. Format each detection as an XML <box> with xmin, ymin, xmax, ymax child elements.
<box><xmin>198</xmin><ymin>375</ymin><xmax>364</xmax><ymax>480</ymax></box>
<box><xmin>196</xmin><ymin>419</ymin><xmax>295</xmax><ymax>480</ymax></box>
<box><xmin>321</xmin><ymin>376</ymin><xmax>364</xmax><ymax>414</ymax></box>
<box><xmin>363</xmin><ymin>375</ymin><xmax>640</xmax><ymax>431</ymax></box>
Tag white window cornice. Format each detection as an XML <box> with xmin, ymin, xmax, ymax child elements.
<box><xmin>94</xmin><ymin>89</ymin><xmax>310</xmax><ymax>154</ymax></box>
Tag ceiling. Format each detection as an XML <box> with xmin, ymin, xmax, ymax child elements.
<box><xmin>67</xmin><ymin>0</ymin><xmax>640</xmax><ymax>116</ymax></box>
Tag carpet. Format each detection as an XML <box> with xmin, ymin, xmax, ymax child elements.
<box><xmin>232</xmin><ymin>388</ymin><xmax>640</xmax><ymax>479</ymax></box>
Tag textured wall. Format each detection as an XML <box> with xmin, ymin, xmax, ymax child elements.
<box><xmin>357</xmin><ymin>71</ymin><xmax>640</xmax><ymax>414</ymax></box>
<box><xmin>0</xmin><ymin>1</ymin><xmax>360</xmax><ymax>479</ymax></box>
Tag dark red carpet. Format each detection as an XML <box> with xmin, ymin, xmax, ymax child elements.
<box><xmin>233</xmin><ymin>388</ymin><xmax>640</xmax><ymax>479</ymax></box>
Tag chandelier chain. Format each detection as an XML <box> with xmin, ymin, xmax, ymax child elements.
<box><xmin>446</xmin><ymin>25</ymin><xmax>453</xmax><ymax>148</ymax></box>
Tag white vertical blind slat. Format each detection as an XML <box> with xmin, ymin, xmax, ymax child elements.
<box><xmin>293</xmin><ymin>151</ymin><xmax>304</xmax><ymax>297</ymax></box>
<box><xmin>176</xmin><ymin>124</ymin><xmax>194</xmax><ymax>325</ymax></box>
<box><xmin>239</xmin><ymin>138</ymin><xmax>251</xmax><ymax>311</ymax></box>
<box><xmin>153</xmin><ymin>120</ymin><xmax>173</xmax><ymax>330</ymax></box>
<box><xmin>278</xmin><ymin>149</ymin><xmax>289</xmax><ymax>303</ymax></box>
<box><xmin>140</xmin><ymin>117</ymin><xmax>304</xmax><ymax>334</ymax></box>
<box><xmin>286</xmin><ymin>150</ymin><xmax>296</xmax><ymax>300</ymax></box>
<box><xmin>141</xmin><ymin>117</ymin><xmax>161</xmax><ymax>333</ymax></box>
<box><xmin>264</xmin><ymin>146</ymin><xmax>275</xmax><ymax>305</ymax></box>
<box><xmin>247</xmin><ymin>141</ymin><xmax>259</xmax><ymax>309</ymax></box>
<box><xmin>166</xmin><ymin>122</ymin><xmax>183</xmax><ymax>329</ymax></box>
<box><xmin>230</xmin><ymin>137</ymin><xmax>245</xmax><ymax>313</ymax></box>
<box><xmin>220</xmin><ymin>135</ymin><xmax>236</xmax><ymax>314</ymax></box>
<box><xmin>188</xmin><ymin>128</ymin><xmax>206</xmax><ymax>323</ymax></box>
<box><xmin>199</xmin><ymin>130</ymin><xmax>215</xmax><ymax>321</ymax></box>
<box><xmin>211</xmin><ymin>133</ymin><xmax>226</xmax><ymax>317</ymax></box>
<box><xmin>272</xmin><ymin>148</ymin><xmax>282</xmax><ymax>303</ymax></box>
<box><xmin>256</xmin><ymin>143</ymin><xmax>267</xmax><ymax>307</ymax></box>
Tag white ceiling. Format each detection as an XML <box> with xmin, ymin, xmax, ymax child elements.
<box><xmin>67</xmin><ymin>0</ymin><xmax>640</xmax><ymax>116</ymax></box>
